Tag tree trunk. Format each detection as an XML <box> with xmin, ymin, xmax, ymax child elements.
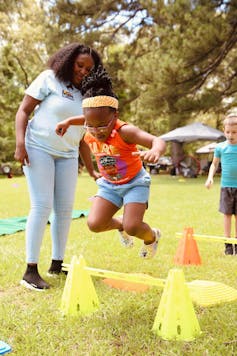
<box><xmin>171</xmin><ymin>141</ymin><xmax>185</xmax><ymax>168</ymax></box>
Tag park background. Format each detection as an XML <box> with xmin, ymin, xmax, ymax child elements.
<box><xmin>1</xmin><ymin>173</ymin><xmax>237</xmax><ymax>355</ymax></box>
<box><xmin>1</xmin><ymin>0</ymin><xmax>237</xmax><ymax>171</ymax></box>
<box><xmin>1</xmin><ymin>1</ymin><xmax>237</xmax><ymax>355</ymax></box>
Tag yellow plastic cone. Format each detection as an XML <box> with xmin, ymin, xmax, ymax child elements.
<box><xmin>60</xmin><ymin>255</ymin><xmax>100</xmax><ymax>316</ymax></box>
<box><xmin>152</xmin><ymin>268</ymin><xmax>201</xmax><ymax>341</ymax></box>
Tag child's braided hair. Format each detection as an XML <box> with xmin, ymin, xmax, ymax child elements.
<box><xmin>81</xmin><ymin>65</ymin><xmax>117</xmax><ymax>99</ymax></box>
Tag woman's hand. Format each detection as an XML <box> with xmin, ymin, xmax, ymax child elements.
<box><xmin>14</xmin><ymin>143</ymin><xmax>29</xmax><ymax>165</ymax></box>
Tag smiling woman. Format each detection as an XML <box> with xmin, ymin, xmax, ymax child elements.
<box><xmin>72</xmin><ymin>54</ymin><xmax>94</xmax><ymax>86</ymax></box>
<box><xmin>14</xmin><ymin>43</ymin><xmax>103</xmax><ymax>291</ymax></box>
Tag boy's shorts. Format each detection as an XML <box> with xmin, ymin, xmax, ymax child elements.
<box><xmin>219</xmin><ymin>187</ymin><xmax>237</xmax><ymax>215</ymax></box>
<box><xmin>95</xmin><ymin>168</ymin><xmax>151</xmax><ymax>208</ymax></box>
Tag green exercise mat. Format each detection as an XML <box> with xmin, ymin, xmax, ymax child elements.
<box><xmin>0</xmin><ymin>210</ymin><xmax>89</xmax><ymax>236</ymax></box>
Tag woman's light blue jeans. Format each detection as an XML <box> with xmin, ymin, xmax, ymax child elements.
<box><xmin>23</xmin><ymin>146</ymin><xmax>78</xmax><ymax>263</ymax></box>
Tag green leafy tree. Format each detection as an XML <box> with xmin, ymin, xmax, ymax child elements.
<box><xmin>49</xmin><ymin>0</ymin><xmax>237</xmax><ymax>161</ymax></box>
<box><xmin>1</xmin><ymin>0</ymin><xmax>237</xmax><ymax>165</ymax></box>
<box><xmin>0</xmin><ymin>0</ymin><xmax>49</xmax><ymax>163</ymax></box>
<box><xmin>115</xmin><ymin>1</ymin><xmax>237</xmax><ymax>162</ymax></box>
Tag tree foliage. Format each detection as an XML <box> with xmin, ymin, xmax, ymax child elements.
<box><xmin>1</xmin><ymin>0</ymin><xmax>237</xmax><ymax>163</ymax></box>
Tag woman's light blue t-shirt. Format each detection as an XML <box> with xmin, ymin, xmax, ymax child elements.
<box><xmin>215</xmin><ymin>140</ymin><xmax>237</xmax><ymax>187</ymax></box>
<box><xmin>25</xmin><ymin>69</ymin><xmax>85</xmax><ymax>158</ymax></box>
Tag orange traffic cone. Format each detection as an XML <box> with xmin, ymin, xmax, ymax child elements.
<box><xmin>174</xmin><ymin>227</ymin><xmax>201</xmax><ymax>265</ymax></box>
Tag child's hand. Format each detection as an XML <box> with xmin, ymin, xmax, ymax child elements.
<box><xmin>55</xmin><ymin>120</ymin><xmax>70</xmax><ymax>136</ymax></box>
<box><xmin>205</xmin><ymin>178</ymin><xmax>213</xmax><ymax>189</ymax></box>
<box><xmin>132</xmin><ymin>149</ymin><xmax>161</xmax><ymax>163</ymax></box>
<box><xmin>90</xmin><ymin>170</ymin><xmax>101</xmax><ymax>181</ymax></box>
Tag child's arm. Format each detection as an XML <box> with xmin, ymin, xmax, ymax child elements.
<box><xmin>205</xmin><ymin>157</ymin><xmax>220</xmax><ymax>189</ymax></box>
<box><xmin>79</xmin><ymin>139</ymin><xmax>101</xmax><ymax>180</ymax></box>
<box><xmin>119</xmin><ymin>124</ymin><xmax>166</xmax><ymax>163</ymax></box>
<box><xmin>55</xmin><ymin>115</ymin><xmax>85</xmax><ymax>136</ymax></box>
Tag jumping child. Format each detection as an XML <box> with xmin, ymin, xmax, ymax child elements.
<box><xmin>56</xmin><ymin>66</ymin><xmax>166</xmax><ymax>258</ymax></box>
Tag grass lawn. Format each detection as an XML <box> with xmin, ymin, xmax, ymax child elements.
<box><xmin>0</xmin><ymin>173</ymin><xmax>237</xmax><ymax>355</ymax></box>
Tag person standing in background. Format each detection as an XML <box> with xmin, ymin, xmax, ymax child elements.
<box><xmin>205</xmin><ymin>111</ymin><xmax>237</xmax><ymax>255</ymax></box>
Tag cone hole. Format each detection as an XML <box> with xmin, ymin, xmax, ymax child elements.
<box><xmin>177</xmin><ymin>325</ymin><xmax>181</xmax><ymax>335</ymax></box>
<box><xmin>158</xmin><ymin>323</ymin><xmax>162</xmax><ymax>330</ymax></box>
<box><xmin>77</xmin><ymin>304</ymin><xmax>80</xmax><ymax>311</ymax></box>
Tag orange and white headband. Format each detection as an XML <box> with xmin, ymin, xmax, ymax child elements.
<box><xmin>82</xmin><ymin>95</ymin><xmax>118</xmax><ymax>109</ymax></box>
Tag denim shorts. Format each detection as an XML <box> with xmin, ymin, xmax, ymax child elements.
<box><xmin>219</xmin><ymin>187</ymin><xmax>237</xmax><ymax>215</ymax></box>
<box><xmin>96</xmin><ymin>168</ymin><xmax>151</xmax><ymax>208</ymax></box>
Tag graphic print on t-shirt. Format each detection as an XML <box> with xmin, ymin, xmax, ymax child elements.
<box><xmin>89</xmin><ymin>141</ymin><xmax>127</xmax><ymax>181</ymax></box>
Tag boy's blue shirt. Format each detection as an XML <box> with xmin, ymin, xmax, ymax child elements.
<box><xmin>215</xmin><ymin>140</ymin><xmax>237</xmax><ymax>187</ymax></box>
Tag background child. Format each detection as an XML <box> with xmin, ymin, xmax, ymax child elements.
<box><xmin>205</xmin><ymin>112</ymin><xmax>237</xmax><ymax>255</ymax></box>
<box><xmin>56</xmin><ymin>66</ymin><xmax>166</xmax><ymax>259</ymax></box>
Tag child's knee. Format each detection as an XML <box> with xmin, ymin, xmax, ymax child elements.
<box><xmin>87</xmin><ymin>218</ymin><xmax>103</xmax><ymax>233</ymax></box>
<box><xmin>123</xmin><ymin>222</ymin><xmax>139</xmax><ymax>236</ymax></box>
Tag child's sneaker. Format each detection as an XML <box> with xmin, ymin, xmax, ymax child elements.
<box><xmin>225</xmin><ymin>243</ymin><xmax>233</xmax><ymax>255</ymax></box>
<box><xmin>139</xmin><ymin>228</ymin><xmax>161</xmax><ymax>259</ymax></box>
<box><xmin>118</xmin><ymin>230</ymin><xmax>134</xmax><ymax>248</ymax></box>
<box><xmin>234</xmin><ymin>242</ymin><xmax>237</xmax><ymax>255</ymax></box>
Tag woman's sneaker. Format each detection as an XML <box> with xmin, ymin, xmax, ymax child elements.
<box><xmin>139</xmin><ymin>228</ymin><xmax>161</xmax><ymax>259</ymax></box>
<box><xmin>47</xmin><ymin>259</ymin><xmax>67</xmax><ymax>276</ymax></box>
<box><xmin>118</xmin><ymin>230</ymin><xmax>134</xmax><ymax>248</ymax></box>
<box><xmin>20</xmin><ymin>265</ymin><xmax>50</xmax><ymax>291</ymax></box>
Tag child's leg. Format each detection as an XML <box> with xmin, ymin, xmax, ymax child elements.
<box><xmin>224</xmin><ymin>214</ymin><xmax>233</xmax><ymax>255</ymax></box>
<box><xmin>123</xmin><ymin>202</ymin><xmax>155</xmax><ymax>244</ymax></box>
<box><xmin>122</xmin><ymin>202</ymin><xmax>161</xmax><ymax>259</ymax></box>
<box><xmin>87</xmin><ymin>196</ymin><xmax>121</xmax><ymax>232</ymax></box>
<box><xmin>234</xmin><ymin>215</ymin><xmax>237</xmax><ymax>254</ymax></box>
<box><xmin>224</xmin><ymin>214</ymin><xmax>232</xmax><ymax>237</ymax></box>
<box><xmin>235</xmin><ymin>214</ymin><xmax>237</xmax><ymax>237</ymax></box>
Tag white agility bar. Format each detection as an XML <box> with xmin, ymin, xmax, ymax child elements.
<box><xmin>176</xmin><ymin>232</ymin><xmax>237</xmax><ymax>244</ymax></box>
<box><xmin>62</xmin><ymin>264</ymin><xmax>166</xmax><ymax>287</ymax></box>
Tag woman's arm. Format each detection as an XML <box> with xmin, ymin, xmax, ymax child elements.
<box><xmin>14</xmin><ymin>95</ymin><xmax>41</xmax><ymax>165</ymax></box>
<box><xmin>55</xmin><ymin>116</ymin><xmax>85</xmax><ymax>136</ymax></box>
<box><xmin>119</xmin><ymin>124</ymin><xmax>166</xmax><ymax>163</ymax></box>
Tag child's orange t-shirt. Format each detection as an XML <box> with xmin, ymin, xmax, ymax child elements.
<box><xmin>84</xmin><ymin>119</ymin><xmax>142</xmax><ymax>184</ymax></box>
